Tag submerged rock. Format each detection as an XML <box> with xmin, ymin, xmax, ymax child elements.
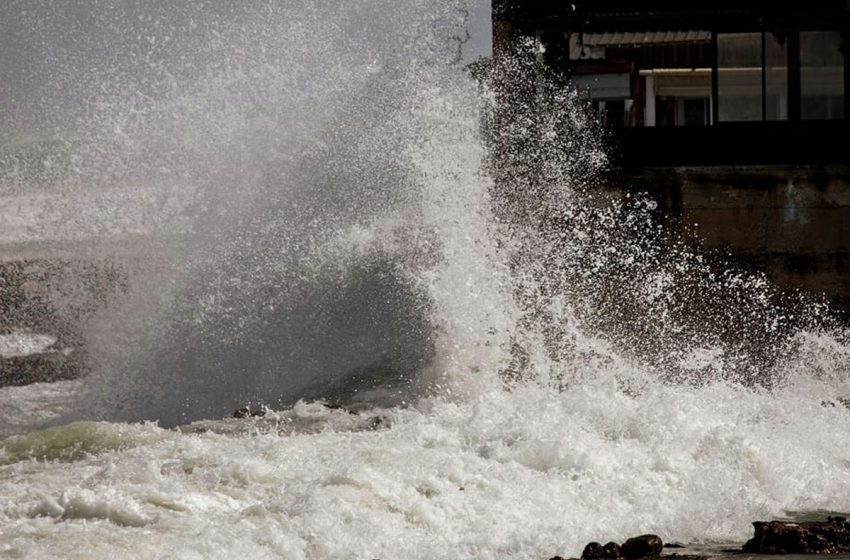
<box><xmin>742</xmin><ymin>517</ymin><xmax>850</xmax><ymax>554</ymax></box>
<box><xmin>233</xmin><ymin>405</ymin><xmax>267</xmax><ymax>419</ymax></box>
<box><xmin>0</xmin><ymin>352</ymin><xmax>79</xmax><ymax>386</ymax></box>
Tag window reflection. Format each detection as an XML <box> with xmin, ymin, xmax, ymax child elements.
<box><xmin>801</xmin><ymin>31</ymin><xmax>845</xmax><ymax>120</ymax></box>
<box><xmin>718</xmin><ymin>33</ymin><xmax>763</xmax><ymax>121</ymax></box>
<box><xmin>765</xmin><ymin>33</ymin><xmax>788</xmax><ymax>121</ymax></box>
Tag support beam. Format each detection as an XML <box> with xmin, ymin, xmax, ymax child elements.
<box><xmin>711</xmin><ymin>31</ymin><xmax>720</xmax><ymax>124</ymax></box>
<box><xmin>645</xmin><ymin>75</ymin><xmax>657</xmax><ymax>126</ymax></box>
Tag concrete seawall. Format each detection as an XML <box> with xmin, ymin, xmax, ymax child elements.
<box><xmin>612</xmin><ymin>164</ymin><xmax>850</xmax><ymax>310</ymax></box>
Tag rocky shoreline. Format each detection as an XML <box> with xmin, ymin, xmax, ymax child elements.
<box><xmin>743</xmin><ymin>517</ymin><xmax>850</xmax><ymax>554</ymax></box>
<box><xmin>548</xmin><ymin>518</ymin><xmax>850</xmax><ymax>560</ymax></box>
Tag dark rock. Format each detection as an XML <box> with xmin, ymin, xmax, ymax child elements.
<box><xmin>548</xmin><ymin>557</ymin><xmax>567</xmax><ymax>560</ymax></box>
<box><xmin>823</xmin><ymin>399</ymin><xmax>850</xmax><ymax>409</ymax></box>
<box><xmin>663</xmin><ymin>543</ymin><xmax>685</xmax><ymax>549</ymax></box>
<box><xmin>366</xmin><ymin>415</ymin><xmax>388</xmax><ymax>430</ymax></box>
<box><xmin>0</xmin><ymin>258</ymin><xmax>131</xmax><ymax>387</ymax></box>
<box><xmin>233</xmin><ymin>405</ymin><xmax>267</xmax><ymax>419</ymax></box>
<box><xmin>582</xmin><ymin>542</ymin><xmax>604</xmax><ymax>559</ymax></box>
<box><xmin>620</xmin><ymin>535</ymin><xmax>663</xmax><ymax>559</ymax></box>
<box><xmin>602</xmin><ymin>542</ymin><xmax>621</xmax><ymax>558</ymax></box>
<box><xmin>743</xmin><ymin>518</ymin><xmax>850</xmax><ymax>554</ymax></box>
<box><xmin>582</xmin><ymin>540</ymin><xmax>623</xmax><ymax>559</ymax></box>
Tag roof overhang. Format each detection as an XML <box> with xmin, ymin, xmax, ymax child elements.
<box><xmin>579</xmin><ymin>30</ymin><xmax>712</xmax><ymax>47</ymax></box>
<box><xmin>493</xmin><ymin>1</ymin><xmax>850</xmax><ymax>31</ymax></box>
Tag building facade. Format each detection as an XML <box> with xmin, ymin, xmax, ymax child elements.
<box><xmin>494</xmin><ymin>0</ymin><xmax>850</xmax><ymax>165</ymax></box>
<box><xmin>493</xmin><ymin>1</ymin><xmax>850</xmax><ymax>308</ymax></box>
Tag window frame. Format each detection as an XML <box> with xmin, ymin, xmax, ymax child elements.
<box><xmin>711</xmin><ymin>25</ymin><xmax>848</xmax><ymax>125</ymax></box>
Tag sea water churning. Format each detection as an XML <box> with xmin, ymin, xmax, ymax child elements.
<box><xmin>1</xmin><ymin>1</ymin><xmax>850</xmax><ymax>559</ymax></box>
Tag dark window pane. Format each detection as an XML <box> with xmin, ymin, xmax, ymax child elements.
<box><xmin>801</xmin><ymin>31</ymin><xmax>844</xmax><ymax>120</ymax></box>
<box><xmin>656</xmin><ymin>97</ymin><xmax>675</xmax><ymax>127</ymax></box>
<box><xmin>718</xmin><ymin>33</ymin><xmax>763</xmax><ymax>121</ymax></box>
<box><xmin>765</xmin><ymin>33</ymin><xmax>788</xmax><ymax>121</ymax></box>
<box><xmin>681</xmin><ymin>98</ymin><xmax>710</xmax><ymax>126</ymax></box>
<box><xmin>644</xmin><ymin>69</ymin><xmax>711</xmax><ymax>127</ymax></box>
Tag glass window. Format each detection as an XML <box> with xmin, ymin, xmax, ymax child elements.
<box><xmin>801</xmin><ymin>31</ymin><xmax>845</xmax><ymax>120</ymax></box>
<box><xmin>681</xmin><ymin>98</ymin><xmax>711</xmax><ymax>126</ymax></box>
<box><xmin>718</xmin><ymin>33</ymin><xmax>763</xmax><ymax>121</ymax></box>
<box><xmin>647</xmin><ymin>70</ymin><xmax>712</xmax><ymax>127</ymax></box>
<box><xmin>765</xmin><ymin>33</ymin><xmax>788</xmax><ymax>121</ymax></box>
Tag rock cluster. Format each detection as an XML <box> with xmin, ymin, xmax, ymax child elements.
<box><xmin>584</xmin><ymin>535</ymin><xmax>663</xmax><ymax>560</ymax></box>
<box><xmin>550</xmin><ymin>517</ymin><xmax>850</xmax><ymax>560</ymax></box>
<box><xmin>743</xmin><ymin>517</ymin><xmax>850</xmax><ymax>554</ymax></box>
<box><xmin>582</xmin><ymin>541</ymin><xmax>622</xmax><ymax>559</ymax></box>
<box><xmin>549</xmin><ymin>534</ymin><xmax>665</xmax><ymax>560</ymax></box>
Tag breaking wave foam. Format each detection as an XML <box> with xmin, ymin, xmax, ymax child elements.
<box><xmin>1</xmin><ymin>1</ymin><xmax>850</xmax><ymax>558</ymax></box>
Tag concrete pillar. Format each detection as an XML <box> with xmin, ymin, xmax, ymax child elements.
<box><xmin>644</xmin><ymin>75</ymin><xmax>656</xmax><ymax>127</ymax></box>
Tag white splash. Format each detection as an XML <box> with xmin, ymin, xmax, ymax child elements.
<box><xmin>0</xmin><ymin>332</ymin><xmax>57</xmax><ymax>358</ymax></box>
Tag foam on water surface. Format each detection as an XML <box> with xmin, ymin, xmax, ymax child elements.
<box><xmin>2</xmin><ymin>372</ymin><xmax>850</xmax><ymax>559</ymax></box>
<box><xmin>1</xmin><ymin>0</ymin><xmax>850</xmax><ymax>558</ymax></box>
<box><xmin>0</xmin><ymin>333</ymin><xmax>57</xmax><ymax>359</ymax></box>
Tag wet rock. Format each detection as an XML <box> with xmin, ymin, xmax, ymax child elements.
<box><xmin>582</xmin><ymin>535</ymin><xmax>661</xmax><ymax>560</ymax></box>
<box><xmin>366</xmin><ymin>415</ymin><xmax>388</xmax><ymax>430</ymax></box>
<box><xmin>822</xmin><ymin>398</ymin><xmax>850</xmax><ymax>409</ymax></box>
<box><xmin>0</xmin><ymin>352</ymin><xmax>79</xmax><ymax>386</ymax></box>
<box><xmin>743</xmin><ymin>518</ymin><xmax>850</xmax><ymax>554</ymax></box>
<box><xmin>603</xmin><ymin>542</ymin><xmax>621</xmax><ymax>558</ymax></box>
<box><xmin>233</xmin><ymin>405</ymin><xmax>267</xmax><ymax>419</ymax></box>
<box><xmin>581</xmin><ymin>541</ymin><xmax>620</xmax><ymax>559</ymax></box>
<box><xmin>582</xmin><ymin>542</ymin><xmax>604</xmax><ymax>559</ymax></box>
<box><xmin>620</xmin><ymin>535</ymin><xmax>663</xmax><ymax>559</ymax></box>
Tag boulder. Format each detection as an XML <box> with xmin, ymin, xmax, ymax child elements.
<box><xmin>603</xmin><ymin>542</ymin><xmax>621</xmax><ymax>558</ymax></box>
<box><xmin>742</xmin><ymin>517</ymin><xmax>850</xmax><ymax>554</ymax></box>
<box><xmin>582</xmin><ymin>542</ymin><xmax>604</xmax><ymax>559</ymax></box>
<box><xmin>620</xmin><ymin>535</ymin><xmax>663</xmax><ymax>559</ymax></box>
<box><xmin>583</xmin><ymin>536</ymin><xmax>660</xmax><ymax>560</ymax></box>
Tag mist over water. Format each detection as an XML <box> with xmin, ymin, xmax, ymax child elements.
<box><xmin>2</xmin><ymin>0</ymin><xmax>504</xmax><ymax>425</ymax></box>
<box><xmin>1</xmin><ymin>1</ymin><xmax>850</xmax><ymax>558</ymax></box>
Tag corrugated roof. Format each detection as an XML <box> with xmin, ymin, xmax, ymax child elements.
<box><xmin>580</xmin><ymin>30</ymin><xmax>711</xmax><ymax>47</ymax></box>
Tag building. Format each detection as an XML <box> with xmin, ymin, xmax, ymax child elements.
<box><xmin>493</xmin><ymin>1</ymin><xmax>850</xmax><ymax>309</ymax></box>
<box><xmin>493</xmin><ymin>0</ymin><xmax>850</xmax><ymax>166</ymax></box>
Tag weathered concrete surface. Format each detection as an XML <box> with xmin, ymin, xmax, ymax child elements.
<box><xmin>613</xmin><ymin>165</ymin><xmax>850</xmax><ymax>310</ymax></box>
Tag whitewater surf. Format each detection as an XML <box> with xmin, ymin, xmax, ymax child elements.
<box><xmin>1</xmin><ymin>1</ymin><xmax>850</xmax><ymax>558</ymax></box>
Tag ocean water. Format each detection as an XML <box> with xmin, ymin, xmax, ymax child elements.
<box><xmin>2</xmin><ymin>1</ymin><xmax>850</xmax><ymax>559</ymax></box>
<box><xmin>1</xmin><ymin>367</ymin><xmax>850</xmax><ymax>559</ymax></box>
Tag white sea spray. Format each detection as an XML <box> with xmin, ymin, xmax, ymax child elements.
<box><xmin>1</xmin><ymin>1</ymin><xmax>850</xmax><ymax>558</ymax></box>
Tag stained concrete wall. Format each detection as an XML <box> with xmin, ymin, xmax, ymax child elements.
<box><xmin>616</xmin><ymin>165</ymin><xmax>850</xmax><ymax>309</ymax></box>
